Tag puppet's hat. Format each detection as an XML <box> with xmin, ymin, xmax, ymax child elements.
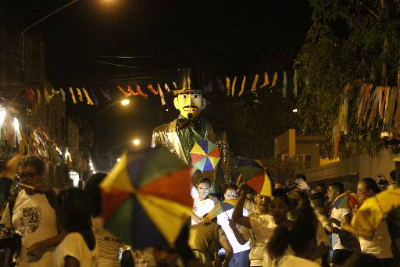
<box><xmin>174</xmin><ymin>67</ymin><xmax>206</xmax><ymax>95</ymax></box>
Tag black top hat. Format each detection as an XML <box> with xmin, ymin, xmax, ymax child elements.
<box><xmin>174</xmin><ymin>67</ymin><xmax>205</xmax><ymax>95</ymax></box>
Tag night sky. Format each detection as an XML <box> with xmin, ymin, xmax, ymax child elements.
<box><xmin>1</xmin><ymin>0</ymin><xmax>312</xmax><ymax>169</ymax></box>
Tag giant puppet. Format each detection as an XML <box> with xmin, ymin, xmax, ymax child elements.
<box><xmin>151</xmin><ymin>68</ymin><xmax>230</xmax><ymax>192</ymax></box>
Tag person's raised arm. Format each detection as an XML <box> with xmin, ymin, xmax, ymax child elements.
<box><xmin>228</xmin><ymin>220</ymin><xmax>249</xmax><ymax>245</ymax></box>
<box><xmin>232</xmin><ymin>186</ymin><xmax>251</xmax><ymax>229</ymax></box>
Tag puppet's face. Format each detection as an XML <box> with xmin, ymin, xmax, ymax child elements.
<box><xmin>173</xmin><ymin>93</ymin><xmax>206</xmax><ymax>119</ymax></box>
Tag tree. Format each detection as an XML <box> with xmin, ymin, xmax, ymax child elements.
<box><xmin>204</xmin><ymin>78</ymin><xmax>299</xmax><ymax>159</ymax></box>
<box><xmin>295</xmin><ymin>0</ymin><xmax>400</xmax><ymax>158</ymax></box>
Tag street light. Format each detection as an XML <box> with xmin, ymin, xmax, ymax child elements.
<box><xmin>132</xmin><ymin>139</ymin><xmax>141</xmax><ymax>146</ymax></box>
<box><xmin>121</xmin><ymin>99</ymin><xmax>130</xmax><ymax>106</ymax></box>
<box><xmin>85</xmin><ymin>99</ymin><xmax>130</xmax><ymax>123</ymax></box>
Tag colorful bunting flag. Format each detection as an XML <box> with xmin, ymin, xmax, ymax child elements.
<box><xmin>238</xmin><ymin>76</ymin><xmax>246</xmax><ymax>97</ymax></box>
<box><xmin>226</xmin><ymin>77</ymin><xmax>231</xmax><ymax>96</ymax></box>
<box><xmin>147</xmin><ymin>84</ymin><xmax>158</xmax><ymax>95</ymax></box>
<box><xmin>250</xmin><ymin>74</ymin><xmax>259</xmax><ymax>93</ymax></box>
<box><xmin>69</xmin><ymin>87</ymin><xmax>77</xmax><ymax>104</ymax></box>
<box><xmin>118</xmin><ymin>85</ymin><xmax>130</xmax><ymax>97</ymax></box>
<box><xmin>44</xmin><ymin>88</ymin><xmax>51</xmax><ymax>104</ymax></box>
<box><xmin>82</xmin><ymin>88</ymin><xmax>94</xmax><ymax>105</ymax></box>
<box><xmin>99</xmin><ymin>88</ymin><xmax>112</xmax><ymax>101</ymax></box>
<box><xmin>271</xmin><ymin>72</ymin><xmax>278</xmax><ymax>88</ymax></box>
<box><xmin>36</xmin><ymin>89</ymin><xmax>41</xmax><ymax>105</ymax></box>
<box><xmin>59</xmin><ymin>88</ymin><xmax>66</xmax><ymax>102</ymax></box>
<box><xmin>260</xmin><ymin>72</ymin><xmax>269</xmax><ymax>88</ymax></box>
<box><xmin>136</xmin><ymin>85</ymin><xmax>149</xmax><ymax>99</ymax></box>
<box><xmin>164</xmin><ymin>83</ymin><xmax>171</xmax><ymax>93</ymax></box>
<box><xmin>127</xmin><ymin>85</ymin><xmax>138</xmax><ymax>96</ymax></box>
<box><xmin>231</xmin><ymin>76</ymin><xmax>237</xmax><ymax>97</ymax></box>
<box><xmin>76</xmin><ymin>88</ymin><xmax>84</xmax><ymax>102</ymax></box>
<box><xmin>158</xmin><ymin>84</ymin><xmax>166</xmax><ymax>106</ymax></box>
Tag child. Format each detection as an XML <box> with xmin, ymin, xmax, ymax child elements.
<box><xmin>191</xmin><ymin>178</ymin><xmax>216</xmax><ymax>225</ymax></box>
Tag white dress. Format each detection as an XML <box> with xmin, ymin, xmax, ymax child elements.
<box><xmin>52</xmin><ymin>232</ymin><xmax>99</xmax><ymax>267</ymax></box>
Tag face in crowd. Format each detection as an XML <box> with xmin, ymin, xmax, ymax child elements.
<box><xmin>269</xmin><ymin>196</ymin><xmax>290</xmax><ymax>224</ymax></box>
<box><xmin>224</xmin><ymin>188</ymin><xmax>238</xmax><ymax>200</ymax></box>
<box><xmin>327</xmin><ymin>186</ymin><xmax>340</xmax><ymax>203</ymax></box>
<box><xmin>255</xmin><ymin>194</ymin><xmax>270</xmax><ymax>214</ymax></box>
<box><xmin>197</xmin><ymin>182</ymin><xmax>211</xmax><ymax>200</ymax></box>
<box><xmin>17</xmin><ymin>165</ymin><xmax>44</xmax><ymax>194</ymax></box>
<box><xmin>356</xmin><ymin>180</ymin><xmax>376</xmax><ymax>204</ymax></box>
<box><xmin>174</xmin><ymin>93</ymin><xmax>206</xmax><ymax>119</ymax></box>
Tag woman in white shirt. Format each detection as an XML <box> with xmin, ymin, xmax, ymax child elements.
<box><xmin>341</xmin><ymin>177</ymin><xmax>393</xmax><ymax>266</ymax></box>
<box><xmin>53</xmin><ymin>188</ymin><xmax>99</xmax><ymax>267</ymax></box>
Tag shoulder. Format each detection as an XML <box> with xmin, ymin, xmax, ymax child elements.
<box><xmin>153</xmin><ymin>120</ymin><xmax>176</xmax><ymax>133</ymax></box>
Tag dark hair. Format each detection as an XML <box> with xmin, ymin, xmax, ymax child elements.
<box><xmin>272</xmin><ymin>188</ymin><xmax>290</xmax><ymax>207</ymax></box>
<box><xmin>84</xmin><ymin>172</ymin><xmax>108</xmax><ymax>217</ymax></box>
<box><xmin>58</xmin><ymin>188</ymin><xmax>95</xmax><ymax>250</ymax></box>
<box><xmin>224</xmin><ymin>184</ymin><xmax>237</xmax><ymax>193</ymax></box>
<box><xmin>18</xmin><ymin>155</ymin><xmax>45</xmax><ymax>175</ymax></box>
<box><xmin>267</xmin><ymin>221</ymin><xmax>316</xmax><ymax>259</ymax></box>
<box><xmin>291</xmin><ymin>191</ymin><xmax>317</xmax><ymax>224</ymax></box>
<box><xmin>329</xmin><ymin>182</ymin><xmax>344</xmax><ymax>194</ymax></box>
<box><xmin>390</xmin><ymin>170</ymin><xmax>396</xmax><ymax>181</ymax></box>
<box><xmin>360</xmin><ymin>177</ymin><xmax>380</xmax><ymax>194</ymax></box>
<box><xmin>196</xmin><ymin>177</ymin><xmax>212</xmax><ymax>187</ymax></box>
<box><xmin>310</xmin><ymin>192</ymin><xmax>326</xmax><ymax>209</ymax></box>
<box><xmin>315</xmin><ymin>183</ymin><xmax>326</xmax><ymax>190</ymax></box>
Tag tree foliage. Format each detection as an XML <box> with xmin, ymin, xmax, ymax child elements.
<box><xmin>204</xmin><ymin>81</ymin><xmax>298</xmax><ymax>159</ymax></box>
<box><xmin>296</xmin><ymin>0</ymin><xmax>400</xmax><ymax>157</ymax></box>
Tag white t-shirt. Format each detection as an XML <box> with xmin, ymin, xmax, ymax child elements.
<box><xmin>92</xmin><ymin>216</ymin><xmax>121</xmax><ymax>266</ymax></box>
<box><xmin>359</xmin><ymin>220</ymin><xmax>393</xmax><ymax>259</ymax></box>
<box><xmin>192</xmin><ymin>197</ymin><xmax>215</xmax><ymax>225</ymax></box>
<box><xmin>217</xmin><ymin>209</ymin><xmax>250</xmax><ymax>253</ymax></box>
<box><xmin>1</xmin><ymin>190</ymin><xmax>58</xmax><ymax>266</ymax></box>
<box><xmin>269</xmin><ymin>255</ymin><xmax>321</xmax><ymax>267</ymax></box>
<box><xmin>53</xmin><ymin>232</ymin><xmax>99</xmax><ymax>267</ymax></box>
<box><xmin>248</xmin><ymin>212</ymin><xmax>276</xmax><ymax>266</ymax></box>
<box><xmin>330</xmin><ymin>204</ymin><xmax>351</xmax><ymax>250</ymax></box>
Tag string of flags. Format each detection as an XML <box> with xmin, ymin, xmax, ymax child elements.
<box><xmin>333</xmin><ymin>82</ymin><xmax>400</xmax><ymax>157</ymax></box>
<box><xmin>24</xmin><ymin>70</ymin><xmax>298</xmax><ymax>111</ymax></box>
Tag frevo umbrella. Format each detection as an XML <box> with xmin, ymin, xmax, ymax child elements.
<box><xmin>204</xmin><ymin>199</ymin><xmax>238</xmax><ymax>220</ymax></box>
<box><xmin>100</xmin><ymin>146</ymin><xmax>193</xmax><ymax>249</ymax></box>
<box><xmin>190</xmin><ymin>140</ymin><xmax>221</xmax><ymax>172</ymax></box>
<box><xmin>237</xmin><ymin>157</ymin><xmax>273</xmax><ymax>196</ymax></box>
<box><xmin>352</xmin><ymin>188</ymin><xmax>400</xmax><ymax>232</ymax></box>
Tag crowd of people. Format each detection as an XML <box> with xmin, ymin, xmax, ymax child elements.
<box><xmin>0</xmin><ymin>155</ymin><xmax>399</xmax><ymax>267</ymax></box>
